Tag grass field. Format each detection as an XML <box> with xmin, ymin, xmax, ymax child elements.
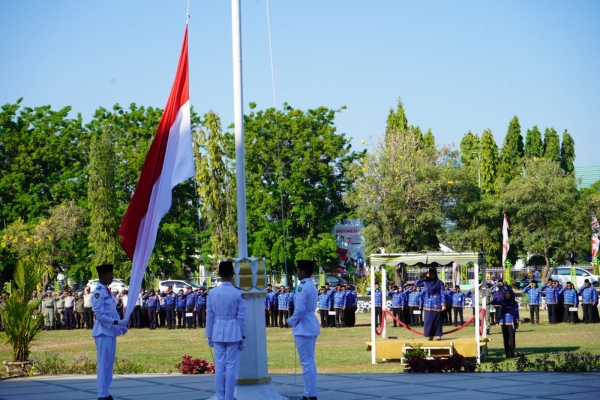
<box><xmin>2</xmin><ymin>313</ymin><xmax>600</xmax><ymax>375</ymax></box>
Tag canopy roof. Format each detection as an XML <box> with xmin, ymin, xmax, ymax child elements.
<box><xmin>369</xmin><ymin>252</ymin><xmax>485</xmax><ymax>267</ymax></box>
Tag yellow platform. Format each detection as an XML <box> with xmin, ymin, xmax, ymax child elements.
<box><xmin>366</xmin><ymin>337</ymin><xmax>489</xmax><ymax>359</ymax></box>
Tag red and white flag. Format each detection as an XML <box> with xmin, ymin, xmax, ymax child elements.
<box><xmin>592</xmin><ymin>214</ymin><xmax>600</xmax><ymax>259</ymax></box>
<box><xmin>119</xmin><ymin>26</ymin><xmax>195</xmax><ymax>320</ymax></box>
<box><xmin>502</xmin><ymin>214</ymin><xmax>510</xmax><ymax>266</ymax></box>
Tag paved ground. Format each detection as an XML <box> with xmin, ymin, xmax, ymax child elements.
<box><xmin>1</xmin><ymin>372</ymin><xmax>600</xmax><ymax>400</ymax></box>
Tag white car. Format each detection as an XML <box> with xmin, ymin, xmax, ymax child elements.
<box><xmin>551</xmin><ymin>267</ymin><xmax>599</xmax><ymax>288</ymax></box>
<box><xmin>158</xmin><ymin>280</ymin><xmax>201</xmax><ymax>293</ymax></box>
<box><xmin>85</xmin><ymin>278</ymin><xmax>129</xmax><ymax>293</ymax></box>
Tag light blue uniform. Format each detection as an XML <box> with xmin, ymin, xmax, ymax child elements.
<box><xmin>286</xmin><ymin>277</ymin><xmax>320</xmax><ymax>398</ymax></box>
<box><xmin>92</xmin><ymin>282</ymin><xmax>127</xmax><ymax>399</ymax></box>
<box><xmin>205</xmin><ymin>282</ymin><xmax>246</xmax><ymax>400</ymax></box>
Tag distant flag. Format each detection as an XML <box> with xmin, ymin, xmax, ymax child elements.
<box><xmin>592</xmin><ymin>214</ymin><xmax>600</xmax><ymax>259</ymax></box>
<box><xmin>119</xmin><ymin>25</ymin><xmax>195</xmax><ymax>321</ymax></box>
<box><xmin>502</xmin><ymin>214</ymin><xmax>510</xmax><ymax>266</ymax></box>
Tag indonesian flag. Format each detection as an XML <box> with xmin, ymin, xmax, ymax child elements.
<box><xmin>592</xmin><ymin>214</ymin><xmax>600</xmax><ymax>259</ymax></box>
<box><xmin>119</xmin><ymin>26</ymin><xmax>195</xmax><ymax>321</ymax></box>
<box><xmin>502</xmin><ymin>214</ymin><xmax>509</xmax><ymax>266</ymax></box>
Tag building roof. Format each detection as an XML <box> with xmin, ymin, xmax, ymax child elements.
<box><xmin>575</xmin><ymin>166</ymin><xmax>600</xmax><ymax>189</ymax></box>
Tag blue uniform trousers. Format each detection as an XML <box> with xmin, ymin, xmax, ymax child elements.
<box><xmin>95</xmin><ymin>335</ymin><xmax>116</xmax><ymax>398</ymax></box>
<box><xmin>213</xmin><ymin>341</ymin><xmax>240</xmax><ymax>400</ymax></box>
<box><xmin>165</xmin><ymin>305</ymin><xmax>176</xmax><ymax>328</ymax></box>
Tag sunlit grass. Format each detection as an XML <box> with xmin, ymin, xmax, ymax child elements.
<box><xmin>1</xmin><ymin>312</ymin><xmax>599</xmax><ymax>374</ymax></box>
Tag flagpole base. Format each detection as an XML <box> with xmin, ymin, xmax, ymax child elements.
<box><xmin>206</xmin><ymin>383</ymin><xmax>287</xmax><ymax>400</ymax></box>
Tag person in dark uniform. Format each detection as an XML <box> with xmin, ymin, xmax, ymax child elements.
<box><xmin>414</xmin><ymin>267</ymin><xmax>445</xmax><ymax>341</ymax></box>
<box><xmin>176</xmin><ymin>289</ymin><xmax>186</xmax><ymax>328</ymax></box>
<box><xmin>451</xmin><ymin>285</ymin><xmax>466</xmax><ymax>326</ymax></box>
<box><xmin>491</xmin><ymin>286</ymin><xmax>519</xmax><ymax>358</ymax></box>
<box><xmin>269</xmin><ymin>284</ymin><xmax>279</xmax><ymax>328</ymax></box>
<box><xmin>325</xmin><ymin>283</ymin><xmax>335</xmax><ymax>328</ymax></box>
<box><xmin>442</xmin><ymin>283</ymin><xmax>453</xmax><ymax>325</ymax></box>
<box><xmin>523</xmin><ymin>281</ymin><xmax>541</xmax><ymax>324</ymax></box>
<box><xmin>317</xmin><ymin>286</ymin><xmax>329</xmax><ymax>327</ymax></box>
<box><xmin>367</xmin><ymin>283</ymin><xmax>382</xmax><ymax>328</ymax></box>
<box><xmin>333</xmin><ymin>284</ymin><xmax>346</xmax><ymax>328</ymax></box>
<box><xmin>184</xmin><ymin>286</ymin><xmax>197</xmax><ymax>329</ymax></box>
<box><xmin>142</xmin><ymin>289</ymin><xmax>160</xmax><ymax>330</ymax></box>
<box><xmin>74</xmin><ymin>292</ymin><xmax>85</xmax><ymax>329</ymax></box>
<box><xmin>277</xmin><ymin>286</ymin><xmax>289</xmax><ymax>328</ymax></box>
<box><xmin>195</xmin><ymin>287</ymin><xmax>207</xmax><ymax>328</ymax></box>
<box><xmin>578</xmin><ymin>279</ymin><xmax>599</xmax><ymax>323</ymax></box>
<box><xmin>561</xmin><ymin>282</ymin><xmax>578</xmax><ymax>324</ymax></box>
<box><xmin>542</xmin><ymin>279</ymin><xmax>560</xmax><ymax>324</ymax></box>
<box><xmin>160</xmin><ymin>286</ymin><xmax>177</xmax><ymax>329</ymax></box>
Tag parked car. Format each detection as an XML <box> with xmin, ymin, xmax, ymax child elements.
<box><xmin>158</xmin><ymin>280</ymin><xmax>201</xmax><ymax>293</ymax></box>
<box><xmin>310</xmin><ymin>274</ymin><xmax>348</xmax><ymax>288</ymax></box>
<box><xmin>85</xmin><ymin>278</ymin><xmax>129</xmax><ymax>293</ymax></box>
<box><xmin>551</xmin><ymin>267</ymin><xmax>600</xmax><ymax>288</ymax></box>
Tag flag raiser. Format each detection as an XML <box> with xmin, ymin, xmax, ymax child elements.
<box><xmin>118</xmin><ymin>25</ymin><xmax>195</xmax><ymax>321</ymax></box>
<box><xmin>502</xmin><ymin>214</ymin><xmax>509</xmax><ymax>266</ymax></box>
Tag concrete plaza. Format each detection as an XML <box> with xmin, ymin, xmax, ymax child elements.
<box><xmin>1</xmin><ymin>372</ymin><xmax>600</xmax><ymax>400</ymax></box>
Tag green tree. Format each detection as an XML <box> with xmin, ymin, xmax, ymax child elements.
<box><xmin>87</xmin><ymin>126</ymin><xmax>121</xmax><ymax>270</ymax></box>
<box><xmin>525</xmin><ymin>125</ymin><xmax>543</xmax><ymax>159</ymax></box>
<box><xmin>385</xmin><ymin>99</ymin><xmax>408</xmax><ymax>139</ymax></box>
<box><xmin>560</xmin><ymin>129</ymin><xmax>576</xmax><ymax>174</ymax></box>
<box><xmin>479</xmin><ymin>129</ymin><xmax>499</xmax><ymax>195</ymax></box>
<box><xmin>194</xmin><ymin>111</ymin><xmax>237</xmax><ymax>265</ymax></box>
<box><xmin>543</xmin><ymin>128</ymin><xmax>561</xmax><ymax>162</ymax></box>
<box><xmin>0</xmin><ymin>100</ymin><xmax>88</xmax><ymax>277</ymax></box>
<box><xmin>345</xmin><ymin>122</ymin><xmax>456</xmax><ymax>254</ymax></box>
<box><xmin>243</xmin><ymin>104</ymin><xmax>359</xmax><ymax>274</ymax></box>
<box><xmin>499</xmin><ymin>159</ymin><xmax>582</xmax><ymax>282</ymax></box>
<box><xmin>497</xmin><ymin>116</ymin><xmax>525</xmax><ymax>186</ymax></box>
<box><xmin>459</xmin><ymin>130</ymin><xmax>481</xmax><ymax>179</ymax></box>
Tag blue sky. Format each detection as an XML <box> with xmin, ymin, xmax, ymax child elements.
<box><xmin>1</xmin><ymin>1</ymin><xmax>598</xmax><ymax>165</ymax></box>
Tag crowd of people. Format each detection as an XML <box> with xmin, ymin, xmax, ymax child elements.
<box><xmin>1</xmin><ymin>285</ymin><xmax>211</xmax><ymax>332</ymax></box>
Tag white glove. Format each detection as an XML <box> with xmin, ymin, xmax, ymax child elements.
<box><xmin>238</xmin><ymin>340</ymin><xmax>245</xmax><ymax>351</ymax></box>
<box><xmin>118</xmin><ymin>327</ymin><xmax>128</xmax><ymax>336</ymax></box>
<box><xmin>208</xmin><ymin>339</ymin><xmax>214</xmax><ymax>348</ymax></box>
<box><xmin>117</xmin><ymin>319</ymin><xmax>128</xmax><ymax>327</ymax></box>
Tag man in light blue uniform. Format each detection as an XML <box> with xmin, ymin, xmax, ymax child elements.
<box><xmin>92</xmin><ymin>264</ymin><xmax>128</xmax><ymax>400</ymax></box>
<box><xmin>206</xmin><ymin>261</ymin><xmax>246</xmax><ymax>400</ymax></box>
<box><xmin>286</xmin><ymin>260</ymin><xmax>320</xmax><ymax>400</ymax></box>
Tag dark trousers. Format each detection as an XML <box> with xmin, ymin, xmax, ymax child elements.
<box><xmin>64</xmin><ymin>307</ymin><xmax>74</xmax><ymax>329</ymax></box>
<box><xmin>148</xmin><ymin>306</ymin><xmax>157</xmax><ymax>328</ymax></box>
<box><xmin>491</xmin><ymin>306</ymin><xmax>501</xmax><ymax>324</ymax></box>
<box><xmin>133</xmin><ymin>305</ymin><xmax>142</xmax><ymax>328</ymax></box>
<box><xmin>186</xmin><ymin>307</ymin><xmax>196</xmax><ymax>328</ymax></box>
<box><xmin>335</xmin><ymin>308</ymin><xmax>344</xmax><ymax>327</ymax></box>
<box><xmin>453</xmin><ymin>307</ymin><xmax>464</xmax><ymax>325</ymax></box>
<box><xmin>375</xmin><ymin>306</ymin><xmax>382</xmax><ymax>327</ymax></box>
<box><xmin>270</xmin><ymin>307</ymin><xmax>278</xmax><ymax>327</ymax></box>
<box><xmin>196</xmin><ymin>305</ymin><xmax>206</xmax><ymax>327</ymax></box>
<box><xmin>158</xmin><ymin>309</ymin><xmax>166</xmax><ymax>326</ymax></box>
<box><xmin>410</xmin><ymin>306</ymin><xmax>421</xmax><ymax>326</ymax></box>
<box><xmin>564</xmin><ymin>304</ymin><xmax>577</xmax><ymax>323</ymax></box>
<box><xmin>583</xmin><ymin>303</ymin><xmax>594</xmax><ymax>323</ymax></box>
<box><xmin>319</xmin><ymin>309</ymin><xmax>328</xmax><ymax>327</ymax></box>
<box><xmin>529</xmin><ymin>305</ymin><xmax>540</xmax><ymax>324</ymax></box>
<box><xmin>344</xmin><ymin>306</ymin><xmax>354</xmax><ymax>327</ymax></box>
<box><xmin>278</xmin><ymin>309</ymin><xmax>287</xmax><ymax>327</ymax></box>
<box><xmin>265</xmin><ymin>309</ymin><xmax>270</xmax><ymax>327</ymax></box>
<box><xmin>547</xmin><ymin>304</ymin><xmax>557</xmax><ymax>324</ymax></box>
<box><xmin>177</xmin><ymin>307</ymin><xmax>185</xmax><ymax>327</ymax></box>
<box><xmin>392</xmin><ymin>308</ymin><xmax>402</xmax><ymax>326</ymax></box>
<box><xmin>328</xmin><ymin>308</ymin><xmax>335</xmax><ymax>327</ymax></box>
<box><xmin>83</xmin><ymin>307</ymin><xmax>93</xmax><ymax>328</ymax></box>
<box><xmin>165</xmin><ymin>305</ymin><xmax>176</xmax><ymax>328</ymax></box>
<box><xmin>444</xmin><ymin>305</ymin><xmax>453</xmax><ymax>324</ymax></box>
<box><xmin>501</xmin><ymin>324</ymin><xmax>516</xmax><ymax>358</ymax></box>
<box><xmin>75</xmin><ymin>311</ymin><xmax>83</xmax><ymax>328</ymax></box>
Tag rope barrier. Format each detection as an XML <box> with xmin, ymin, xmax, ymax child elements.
<box><xmin>375</xmin><ymin>308</ymin><xmax>486</xmax><ymax>337</ymax></box>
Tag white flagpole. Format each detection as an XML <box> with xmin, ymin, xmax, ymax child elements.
<box><xmin>229</xmin><ymin>1</ymin><xmax>284</xmax><ymax>399</ymax></box>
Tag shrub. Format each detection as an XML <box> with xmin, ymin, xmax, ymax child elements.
<box><xmin>405</xmin><ymin>354</ymin><xmax>476</xmax><ymax>373</ymax></box>
<box><xmin>176</xmin><ymin>355</ymin><xmax>215</xmax><ymax>374</ymax></box>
